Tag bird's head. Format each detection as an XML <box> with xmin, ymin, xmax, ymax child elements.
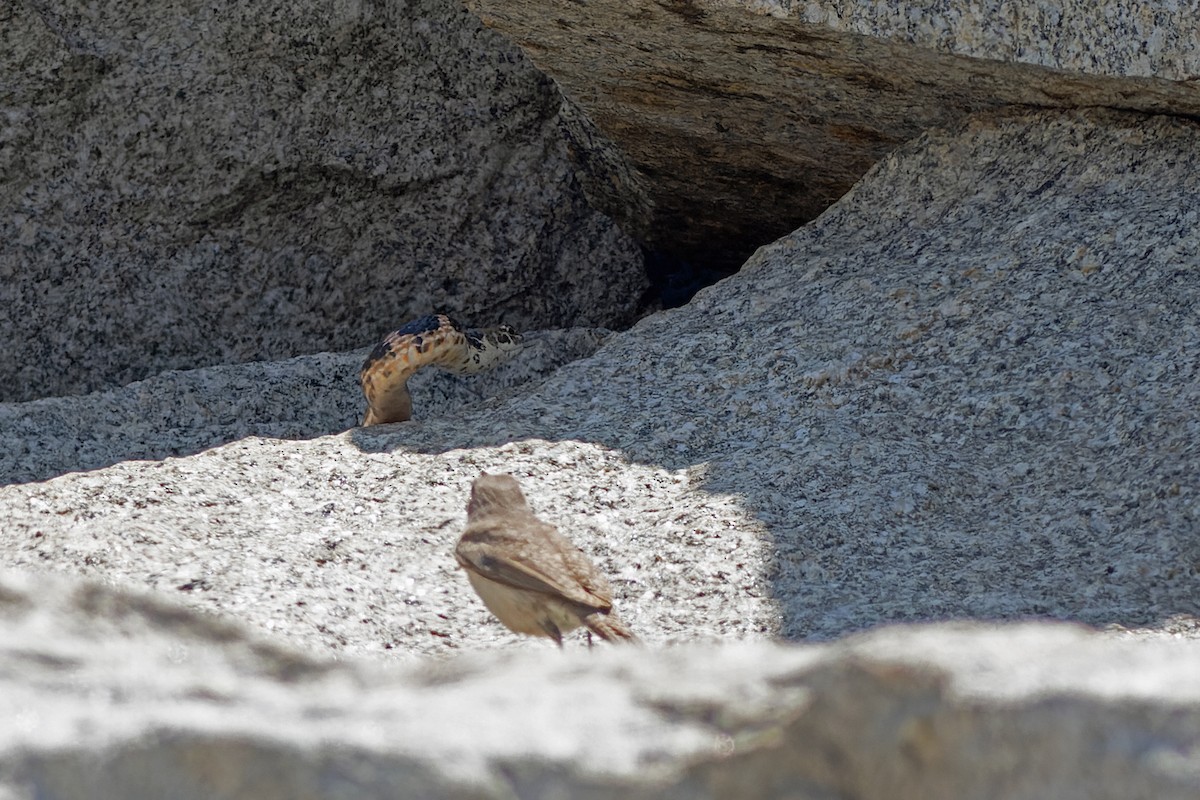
<box><xmin>467</xmin><ymin>472</ymin><xmax>530</xmax><ymax>518</ymax></box>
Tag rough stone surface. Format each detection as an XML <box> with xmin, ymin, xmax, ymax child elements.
<box><xmin>3</xmin><ymin>106</ymin><xmax>1198</xmax><ymax>653</ymax></box>
<box><xmin>467</xmin><ymin>0</ymin><xmax>1200</xmax><ymax>272</ymax></box>
<box><xmin>2</xmin><ymin>571</ymin><xmax>1199</xmax><ymax>799</ymax></box>
<box><xmin>2</xmin><ymin>106</ymin><xmax>1200</xmax><ymax>794</ymax></box>
<box><xmin>0</xmin><ymin>327</ymin><xmax>612</xmax><ymax>486</ymax></box>
<box><xmin>0</xmin><ymin>0</ymin><xmax>644</xmax><ymax>403</ymax></box>
<box><xmin>785</xmin><ymin>0</ymin><xmax>1200</xmax><ymax>79</ymax></box>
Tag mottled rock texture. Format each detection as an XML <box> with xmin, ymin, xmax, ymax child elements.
<box><xmin>2</xmin><ymin>571</ymin><xmax>1199</xmax><ymax>800</ymax></box>
<box><xmin>786</xmin><ymin>0</ymin><xmax>1200</xmax><ymax>78</ymax></box>
<box><xmin>0</xmin><ymin>327</ymin><xmax>610</xmax><ymax>485</ymax></box>
<box><xmin>1</xmin><ymin>106</ymin><xmax>1199</xmax><ymax>796</ymax></box>
<box><xmin>466</xmin><ymin>0</ymin><xmax>1200</xmax><ymax>271</ymax></box>
<box><xmin>2</xmin><ymin>107</ymin><xmax>1196</xmax><ymax>655</ymax></box>
<box><xmin>0</xmin><ymin>0</ymin><xmax>644</xmax><ymax>402</ymax></box>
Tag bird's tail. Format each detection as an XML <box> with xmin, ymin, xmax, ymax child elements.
<box><xmin>585</xmin><ymin>611</ymin><xmax>638</xmax><ymax>643</ymax></box>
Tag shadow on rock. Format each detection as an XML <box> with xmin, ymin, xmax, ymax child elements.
<box><xmin>355</xmin><ymin>109</ymin><xmax>1200</xmax><ymax>642</ymax></box>
<box><xmin>4</xmin><ymin>110</ymin><xmax>1199</xmax><ymax>650</ymax></box>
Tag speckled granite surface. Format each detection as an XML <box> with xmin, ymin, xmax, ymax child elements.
<box><xmin>0</xmin><ymin>327</ymin><xmax>611</xmax><ymax>485</ymax></box>
<box><xmin>770</xmin><ymin>0</ymin><xmax>1200</xmax><ymax>79</ymax></box>
<box><xmin>0</xmin><ymin>0</ymin><xmax>644</xmax><ymax>402</ymax></box>
<box><xmin>0</xmin><ymin>107</ymin><xmax>1196</xmax><ymax>661</ymax></box>
<box><xmin>467</xmin><ymin>0</ymin><xmax>1200</xmax><ymax>272</ymax></box>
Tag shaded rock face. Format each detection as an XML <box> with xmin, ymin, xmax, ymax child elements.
<box><xmin>466</xmin><ymin>0</ymin><xmax>1200</xmax><ymax>273</ymax></box>
<box><xmin>0</xmin><ymin>0</ymin><xmax>645</xmax><ymax>403</ymax></box>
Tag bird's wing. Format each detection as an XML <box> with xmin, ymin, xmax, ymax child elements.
<box><xmin>456</xmin><ymin>520</ymin><xmax>612</xmax><ymax>610</ymax></box>
<box><xmin>558</xmin><ymin>534</ymin><xmax>614</xmax><ymax>606</ymax></box>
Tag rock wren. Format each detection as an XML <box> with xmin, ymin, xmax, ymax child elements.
<box><xmin>455</xmin><ymin>472</ymin><xmax>637</xmax><ymax>646</ymax></box>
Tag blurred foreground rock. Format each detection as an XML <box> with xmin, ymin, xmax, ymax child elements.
<box><xmin>1</xmin><ymin>571</ymin><xmax>1198</xmax><ymax>800</ymax></box>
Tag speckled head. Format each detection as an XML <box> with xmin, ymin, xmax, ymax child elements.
<box><xmin>491</xmin><ymin>324</ymin><xmax>522</xmax><ymax>347</ymax></box>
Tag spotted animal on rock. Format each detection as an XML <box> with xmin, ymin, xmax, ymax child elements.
<box><xmin>359</xmin><ymin>314</ymin><xmax>523</xmax><ymax>426</ymax></box>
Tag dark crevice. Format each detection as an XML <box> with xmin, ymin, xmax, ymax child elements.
<box><xmin>639</xmin><ymin>245</ymin><xmax>738</xmax><ymax>310</ymax></box>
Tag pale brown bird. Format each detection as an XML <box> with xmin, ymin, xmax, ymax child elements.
<box><xmin>454</xmin><ymin>473</ymin><xmax>637</xmax><ymax>646</ymax></box>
